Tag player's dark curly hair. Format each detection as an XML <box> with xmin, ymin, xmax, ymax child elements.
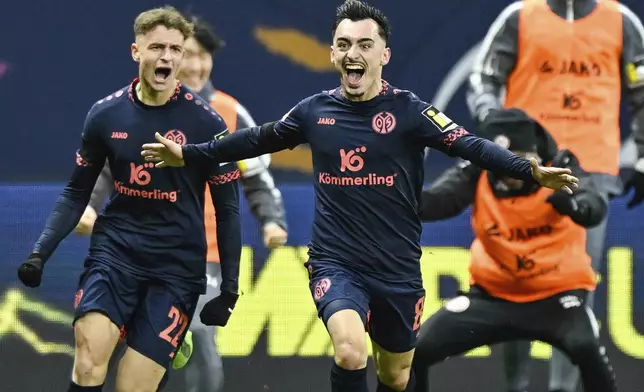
<box><xmin>184</xmin><ymin>13</ymin><xmax>225</xmax><ymax>54</ymax></box>
<box><xmin>333</xmin><ymin>0</ymin><xmax>391</xmax><ymax>44</ymax></box>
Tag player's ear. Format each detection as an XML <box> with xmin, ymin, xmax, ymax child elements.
<box><xmin>330</xmin><ymin>45</ymin><xmax>336</xmax><ymax>65</ymax></box>
<box><xmin>131</xmin><ymin>43</ymin><xmax>140</xmax><ymax>63</ymax></box>
<box><xmin>381</xmin><ymin>47</ymin><xmax>391</xmax><ymax>66</ymax></box>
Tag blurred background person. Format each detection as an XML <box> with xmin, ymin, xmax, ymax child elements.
<box><xmin>466</xmin><ymin>1</ymin><xmax>644</xmax><ymax>391</ymax></box>
<box><xmin>74</xmin><ymin>13</ymin><xmax>288</xmax><ymax>392</ymax></box>
<box><xmin>412</xmin><ymin>108</ymin><xmax>614</xmax><ymax>392</ymax></box>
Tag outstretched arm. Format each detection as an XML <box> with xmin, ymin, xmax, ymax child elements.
<box><xmin>142</xmin><ymin>97</ymin><xmax>313</xmax><ymax>168</ymax></box>
<box><xmin>182</xmin><ymin>121</ymin><xmax>301</xmax><ymax>166</ymax></box>
<box><xmin>410</xmin><ymin>99</ymin><xmax>578</xmax><ymax>193</ymax></box>
<box><xmin>449</xmin><ymin>134</ymin><xmax>533</xmax><ymax>182</ymax></box>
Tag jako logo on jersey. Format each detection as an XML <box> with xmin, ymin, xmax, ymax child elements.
<box><xmin>317</xmin><ymin>117</ymin><xmax>336</xmax><ymax>125</ymax></box>
<box><xmin>163</xmin><ymin>129</ymin><xmax>187</xmax><ymax>146</ymax></box>
<box><xmin>111</xmin><ymin>131</ymin><xmax>128</xmax><ymax>139</ymax></box>
<box><xmin>319</xmin><ymin>146</ymin><xmax>397</xmax><ymax>187</ymax></box>
<box><xmin>371</xmin><ymin>112</ymin><xmax>396</xmax><ymax>134</ymax></box>
<box><xmin>112</xmin><ymin>162</ymin><xmax>178</xmax><ymax>202</ymax></box>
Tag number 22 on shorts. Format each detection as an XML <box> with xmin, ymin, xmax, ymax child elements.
<box><xmin>159</xmin><ymin>305</ymin><xmax>189</xmax><ymax>348</ymax></box>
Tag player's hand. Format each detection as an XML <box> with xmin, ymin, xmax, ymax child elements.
<box><xmin>622</xmin><ymin>159</ymin><xmax>644</xmax><ymax>209</ymax></box>
<box><xmin>263</xmin><ymin>222</ymin><xmax>288</xmax><ymax>249</ymax></box>
<box><xmin>18</xmin><ymin>253</ymin><xmax>44</xmax><ymax>288</ymax></box>
<box><xmin>200</xmin><ymin>290</ymin><xmax>239</xmax><ymax>326</ymax></box>
<box><xmin>74</xmin><ymin>206</ymin><xmax>97</xmax><ymax>236</ymax></box>
<box><xmin>530</xmin><ymin>158</ymin><xmax>579</xmax><ymax>194</ymax></box>
<box><xmin>141</xmin><ymin>132</ymin><xmax>185</xmax><ymax>168</ymax></box>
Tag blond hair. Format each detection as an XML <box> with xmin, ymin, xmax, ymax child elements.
<box><xmin>133</xmin><ymin>6</ymin><xmax>194</xmax><ymax>39</ymax></box>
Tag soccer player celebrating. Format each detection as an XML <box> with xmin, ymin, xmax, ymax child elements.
<box><xmin>17</xmin><ymin>7</ymin><xmax>241</xmax><ymax>392</ymax></box>
<box><xmin>141</xmin><ymin>1</ymin><xmax>578</xmax><ymax>391</ymax></box>
<box><xmin>73</xmin><ymin>13</ymin><xmax>287</xmax><ymax>392</ymax></box>
<box><xmin>411</xmin><ymin>109</ymin><xmax>616</xmax><ymax>392</ymax></box>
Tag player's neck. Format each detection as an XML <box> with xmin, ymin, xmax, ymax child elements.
<box><xmin>136</xmin><ymin>79</ymin><xmax>178</xmax><ymax>106</ymax></box>
<box><xmin>342</xmin><ymin>79</ymin><xmax>382</xmax><ymax>102</ymax></box>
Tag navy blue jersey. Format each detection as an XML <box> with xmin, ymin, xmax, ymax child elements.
<box><xmin>183</xmin><ymin>81</ymin><xmax>533</xmax><ymax>282</ymax></box>
<box><xmin>275</xmin><ymin>83</ymin><xmax>467</xmax><ymax>280</ymax></box>
<box><xmin>33</xmin><ymin>79</ymin><xmax>242</xmax><ymax>293</ymax></box>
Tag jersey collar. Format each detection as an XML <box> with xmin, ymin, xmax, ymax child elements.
<box><xmin>128</xmin><ymin>77</ymin><xmax>182</xmax><ymax>107</ymax></box>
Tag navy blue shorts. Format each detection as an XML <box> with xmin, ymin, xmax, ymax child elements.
<box><xmin>73</xmin><ymin>260</ymin><xmax>200</xmax><ymax>368</ymax></box>
<box><xmin>305</xmin><ymin>259</ymin><xmax>425</xmax><ymax>353</ymax></box>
